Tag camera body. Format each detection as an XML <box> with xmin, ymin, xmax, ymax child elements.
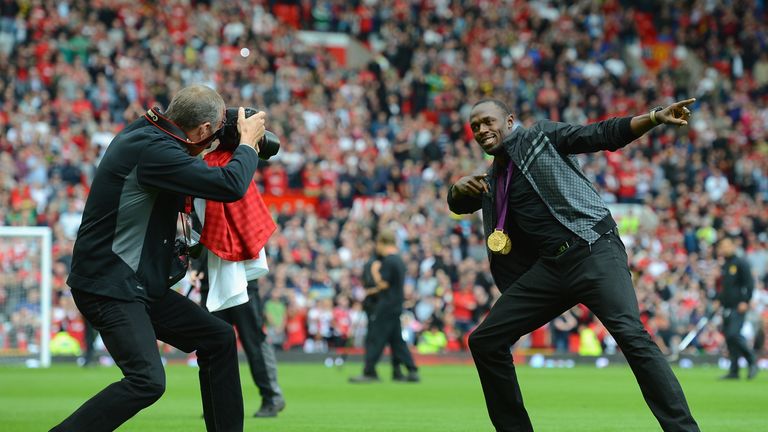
<box><xmin>217</xmin><ymin>107</ymin><xmax>280</xmax><ymax>160</ymax></box>
<box><xmin>167</xmin><ymin>239</ymin><xmax>190</xmax><ymax>287</ymax></box>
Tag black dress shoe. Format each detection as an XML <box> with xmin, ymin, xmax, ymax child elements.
<box><xmin>348</xmin><ymin>374</ymin><xmax>380</xmax><ymax>383</ymax></box>
<box><xmin>405</xmin><ymin>371</ymin><xmax>420</xmax><ymax>382</ymax></box>
<box><xmin>254</xmin><ymin>398</ymin><xmax>286</xmax><ymax>418</ymax></box>
<box><xmin>394</xmin><ymin>371</ymin><xmax>420</xmax><ymax>382</ymax></box>
<box><xmin>747</xmin><ymin>364</ymin><xmax>759</xmax><ymax>380</ymax></box>
<box><xmin>719</xmin><ymin>373</ymin><xmax>739</xmax><ymax>380</ymax></box>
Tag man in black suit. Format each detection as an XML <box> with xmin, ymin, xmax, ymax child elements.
<box><xmin>448</xmin><ymin>98</ymin><xmax>700</xmax><ymax>431</ymax></box>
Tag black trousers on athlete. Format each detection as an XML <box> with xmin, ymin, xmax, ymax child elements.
<box><xmin>203</xmin><ymin>281</ymin><xmax>284</xmax><ymax>405</ymax></box>
<box><xmin>52</xmin><ymin>289</ymin><xmax>243</xmax><ymax>432</ymax></box>
<box><xmin>363</xmin><ymin>310</ymin><xmax>417</xmax><ymax>376</ymax></box>
<box><xmin>468</xmin><ymin>230</ymin><xmax>699</xmax><ymax>432</ymax></box>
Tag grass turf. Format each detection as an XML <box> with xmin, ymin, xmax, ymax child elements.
<box><xmin>0</xmin><ymin>362</ymin><xmax>764</xmax><ymax>431</ymax></box>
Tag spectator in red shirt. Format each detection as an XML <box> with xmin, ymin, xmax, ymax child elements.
<box><xmin>283</xmin><ymin>301</ymin><xmax>308</xmax><ymax>351</ymax></box>
<box><xmin>263</xmin><ymin>164</ymin><xmax>289</xmax><ymax>196</ymax></box>
<box><xmin>452</xmin><ymin>278</ymin><xmax>477</xmax><ymax>334</ymax></box>
<box><xmin>332</xmin><ymin>295</ymin><xmax>351</xmax><ymax>347</ymax></box>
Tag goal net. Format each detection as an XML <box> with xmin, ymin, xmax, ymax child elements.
<box><xmin>0</xmin><ymin>226</ymin><xmax>52</xmax><ymax>367</ymax></box>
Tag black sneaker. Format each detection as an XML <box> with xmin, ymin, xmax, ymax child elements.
<box><xmin>747</xmin><ymin>364</ymin><xmax>759</xmax><ymax>380</ymax></box>
<box><xmin>254</xmin><ymin>398</ymin><xmax>286</xmax><ymax>418</ymax></box>
<box><xmin>719</xmin><ymin>373</ymin><xmax>739</xmax><ymax>380</ymax></box>
<box><xmin>348</xmin><ymin>374</ymin><xmax>380</xmax><ymax>383</ymax></box>
<box><xmin>405</xmin><ymin>371</ymin><xmax>420</xmax><ymax>382</ymax></box>
<box><xmin>394</xmin><ymin>371</ymin><xmax>420</xmax><ymax>383</ymax></box>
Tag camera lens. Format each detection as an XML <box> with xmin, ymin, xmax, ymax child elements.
<box><xmin>258</xmin><ymin>131</ymin><xmax>280</xmax><ymax>160</ymax></box>
<box><xmin>218</xmin><ymin>108</ymin><xmax>280</xmax><ymax>160</ymax></box>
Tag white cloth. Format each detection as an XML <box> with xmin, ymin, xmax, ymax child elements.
<box><xmin>195</xmin><ymin>200</ymin><xmax>270</xmax><ymax>312</ymax></box>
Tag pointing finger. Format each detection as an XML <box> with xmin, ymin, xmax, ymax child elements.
<box><xmin>675</xmin><ymin>98</ymin><xmax>696</xmax><ymax>108</ymax></box>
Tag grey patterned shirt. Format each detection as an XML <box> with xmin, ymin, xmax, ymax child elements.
<box><xmin>501</xmin><ymin>116</ymin><xmax>637</xmax><ymax>243</ymax></box>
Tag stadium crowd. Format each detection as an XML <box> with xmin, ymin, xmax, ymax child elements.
<box><xmin>1</xmin><ymin>0</ymin><xmax>768</xmax><ymax>361</ymax></box>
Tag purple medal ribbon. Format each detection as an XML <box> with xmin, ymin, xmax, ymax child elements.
<box><xmin>495</xmin><ymin>160</ymin><xmax>514</xmax><ymax>231</ymax></box>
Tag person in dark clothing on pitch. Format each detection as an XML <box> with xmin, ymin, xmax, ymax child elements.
<box><xmin>448</xmin><ymin>98</ymin><xmax>700</xmax><ymax>431</ymax></box>
<box><xmin>360</xmin><ymin>254</ymin><xmax>407</xmax><ymax>380</ymax></box>
<box><xmin>52</xmin><ymin>84</ymin><xmax>267</xmax><ymax>432</ymax></box>
<box><xmin>715</xmin><ymin>236</ymin><xmax>758</xmax><ymax>380</ymax></box>
<box><xmin>350</xmin><ymin>230</ymin><xmax>419</xmax><ymax>383</ymax></box>
<box><xmin>194</xmin><ymin>253</ymin><xmax>287</xmax><ymax>417</ymax></box>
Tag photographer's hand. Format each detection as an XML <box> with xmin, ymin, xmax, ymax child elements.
<box><xmin>237</xmin><ymin>107</ymin><xmax>266</xmax><ymax>152</ymax></box>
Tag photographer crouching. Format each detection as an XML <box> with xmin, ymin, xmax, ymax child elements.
<box><xmin>52</xmin><ymin>84</ymin><xmax>266</xmax><ymax>432</ymax></box>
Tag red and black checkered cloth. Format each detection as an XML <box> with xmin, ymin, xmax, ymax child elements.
<box><xmin>198</xmin><ymin>149</ymin><xmax>276</xmax><ymax>261</ymax></box>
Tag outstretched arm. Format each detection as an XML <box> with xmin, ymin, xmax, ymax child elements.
<box><xmin>630</xmin><ymin>98</ymin><xmax>695</xmax><ymax>137</ymax></box>
<box><xmin>544</xmin><ymin>98</ymin><xmax>696</xmax><ymax>155</ymax></box>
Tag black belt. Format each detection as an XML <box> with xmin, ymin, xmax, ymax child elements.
<box><xmin>552</xmin><ymin>214</ymin><xmax>617</xmax><ymax>257</ymax></box>
<box><xmin>554</xmin><ymin>239</ymin><xmax>575</xmax><ymax>256</ymax></box>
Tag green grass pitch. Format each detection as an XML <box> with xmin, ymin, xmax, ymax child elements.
<box><xmin>0</xmin><ymin>362</ymin><xmax>764</xmax><ymax>431</ymax></box>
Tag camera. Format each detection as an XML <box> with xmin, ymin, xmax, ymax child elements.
<box><xmin>217</xmin><ymin>107</ymin><xmax>280</xmax><ymax>160</ymax></box>
<box><xmin>167</xmin><ymin>238</ymin><xmax>190</xmax><ymax>287</ymax></box>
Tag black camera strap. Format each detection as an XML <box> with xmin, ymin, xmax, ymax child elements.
<box><xmin>179</xmin><ymin>211</ymin><xmax>191</xmax><ymax>248</ymax></box>
<box><xmin>144</xmin><ymin>107</ymin><xmax>221</xmax><ymax>154</ymax></box>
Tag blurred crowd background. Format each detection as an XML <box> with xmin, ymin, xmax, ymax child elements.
<box><xmin>1</xmin><ymin>0</ymin><xmax>768</xmax><ymax>361</ymax></box>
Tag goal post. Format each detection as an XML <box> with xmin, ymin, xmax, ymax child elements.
<box><xmin>0</xmin><ymin>226</ymin><xmax>52</xmax><ymax>368</ymax></box>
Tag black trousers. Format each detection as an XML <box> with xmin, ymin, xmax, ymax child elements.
<box><xmin>723</xmin><ymin>309</ymin><xmax>756</xmax><ymax>373</ymax></box>
<box><xmin>364</xmin><ymin>310</ymin><xmax>417</xmax><ymax>376</ymax></box>
<box><xmin>203</xmin><ymin>282</ymin><xmax>283</xmax><ymax>404</ymax></box>
<box><xmin>52</xmin><ymin>289</ymin><xmax>243</xmax><ymax>432</ymax></box>
<box><xmin>468</xmin><ymin>231</ymin><xmax>699</xmax><ymax>432</ymax></box>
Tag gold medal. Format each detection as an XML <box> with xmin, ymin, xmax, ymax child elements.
<box><xmin>502</xmin><ymin>238</ymin><xmax>512</xmax><ymax>255</ymax></box>
<box><xmin>487</xmin><ymin>229</ymin><xmax>511</xmax><ymax>255</ymax></box>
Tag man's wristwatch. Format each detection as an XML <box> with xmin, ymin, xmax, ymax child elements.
<box><xmin>649</xmin><ymin>106</ymin><xmax>664</xmax><ymax>126</ymax></box>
